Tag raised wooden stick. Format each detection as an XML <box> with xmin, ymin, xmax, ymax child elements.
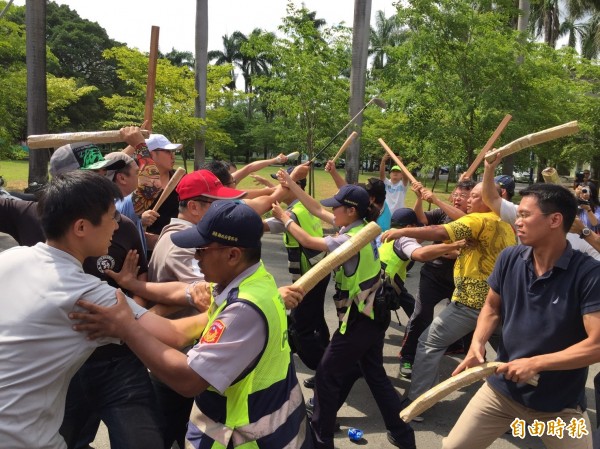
<box><xmin>401</xmin><ymin>362</ymin><xmax>539</xmax><ymax>423</ymax></box>
<box><xmin>485</xmin><ymin>121</ymin><xmax>579</xmax><ymax>163</ymax></box>
<box><xmin>144</xmin><ymin>26</ymin><xmax>160</xmax><ymax>133</ymax></box>
<box><xmin>152</xmin><ymin>167</ymin><xmax>186</xmax><ymax>212</ymax></box>
<box><xmin>27</xmin><ymin>130</ymin><xmax>150</xmax><ymax>149</ymax></box>
<box><xmin>378</xmin><ymin>138</ymin><xmax>417</xmax><ymax>184</ymax></box>
<box><xmin>331</xmin><ymin>131</ymin><xmax>358</xmax><ymax>163</ymax></box>
<box><xmin>461</xmin><ymin>114</ymin><xmax>512</xmax><ymax>180</ymax></box>
<box><xmin>541</xmin><ymin>167</ymin><xmax>560</xmax><ymax>184</ymax></box>
<box><xmin>293</xmin><ymin>221</ymin><xmax>381</xmax><ymax>293</ymax></box>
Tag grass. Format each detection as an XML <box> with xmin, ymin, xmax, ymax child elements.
<box><xmin>0</xmin><ymin>158</ymin><xmax>456</xmax><ymax>209</ymax></box>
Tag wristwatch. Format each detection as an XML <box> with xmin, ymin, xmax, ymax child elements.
<box><xmin>580</xmin><ymin>227</ymin><xmax>592</xmax><ymax>239</ymax></box>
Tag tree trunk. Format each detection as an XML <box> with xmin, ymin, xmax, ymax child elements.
<box><xmin>346</xmin><ymin>0</ymin><xmax>372</xmax><ymax>185</ymax></box>
<box><xmin>26</xmin><ymin>0</ymin><xmax>49</xmax><ymax>185</ymax></box>
<box><xmin>194</xmin><ymin>0</ymin><xmax>208</xmax><ymax>169</ymax></box>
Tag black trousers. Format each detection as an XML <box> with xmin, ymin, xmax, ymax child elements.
<box><xmin>289</xmin><ymin>274</ymin><xmax>331</xmax><ymax>371</ymax></box>
<box><xmin>400</xmin><ymin>270</ymin><xmax>454</xmax><ymax>362</ymax></box>
<box><xmin>311</xmin><ymin>310</ymin><xmax>415</xmax><ymax>449</ymax></box>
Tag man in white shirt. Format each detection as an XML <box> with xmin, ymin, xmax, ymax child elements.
<box><xmin>0</xmin><ymin>171</ymin><xmax>201</xmax><ymax>449</ymax></box>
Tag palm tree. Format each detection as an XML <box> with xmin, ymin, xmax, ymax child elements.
<box><xmin>207</xmin><ymin>32</ymin><xmax>247</xmax><ymax>90</ymax></box>
<box><xmin>239</xmin><ymin>28</ymin><xmax>274</xmax><ymax>95</ymax></box>
<box><xmin>369</xmin><ymin>10</ymin><xmax>406</xmax><ymax>70</ymax></box>
<box><xmin>26</xmin><ymin>0</ymin><xmax>49</xmax><ymax>185</ymax></box>
<box><xmin>163</xmin><ymin>49</ymin><xmax>195</xmax><ymax>69</ymax></box>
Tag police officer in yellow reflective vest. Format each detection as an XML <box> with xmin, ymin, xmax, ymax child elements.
<box><xmin>168</xmin><ymin>201</ymin><xmax>312</xmax><ymax>449</ymax></box>
<box><xmin>264</xmin><ymin>167</ymin><xmax>330</xmax><ymax>379</ymax></box>
<box><xmin>281</xmin><ymin>185</ymin><xmax>417</xmax><ymax>449</ymax></box>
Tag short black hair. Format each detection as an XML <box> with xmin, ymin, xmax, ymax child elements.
<box><xmin>38</xmin><ymin>170</ymin><xmax>122</xmax><ymax>240</ymax></box>
<box><xmin>202</xmin><ymin>161</ymin><xmax>233</xmax><ymax>186</ymax></box>
<box><xmin>456</xmin><ymin>179</ymin><xmax>476</xmax><ymax>191</ymax></box>
<box><xmin>241</xmin><ymin>245</ymin><xmax>261</xmax><ymax>264</ymax></box>
<box><xmin>364</xmin><ymin>178</ymin><xmax>386</xmax><ymax>205</ymax></box>
<box><xmin>519</xmin><ymin>183</ymin><xmax>577</xmax><ymax>233</ymax></box>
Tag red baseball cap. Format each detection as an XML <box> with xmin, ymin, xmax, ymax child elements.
<box><xmin>176</xmin><ymin>169</ymin><xmax>246</xmax><ymax>201</ymax></box>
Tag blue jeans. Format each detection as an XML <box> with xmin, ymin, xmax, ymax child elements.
<box><xmin>60</xmin><ymin>353</ymin><xmax>163</xmax><ymax>449</ymax></box>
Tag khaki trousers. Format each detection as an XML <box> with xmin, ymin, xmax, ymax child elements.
<box><xmin>443</xmin><ymin>381</ymin><xmax>593</xmax><ymax>449</ymax></box>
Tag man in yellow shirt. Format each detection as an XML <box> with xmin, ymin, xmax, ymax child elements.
<box><xmin>381</xmin><ymin>183</ymin><xmax>515</xmax><ymax>419</ymax></box>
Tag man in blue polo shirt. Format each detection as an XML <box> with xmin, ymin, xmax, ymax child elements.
<box><xmin>445</xmin><ymin>183</ymin><xmax>600</xmax><ymax>449</ymax></box>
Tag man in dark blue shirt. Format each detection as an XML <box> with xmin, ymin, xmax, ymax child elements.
<box><xmin>444</xmin><ymin>183</ymin><xmax>600</xmax><ymax>449</ymax></box>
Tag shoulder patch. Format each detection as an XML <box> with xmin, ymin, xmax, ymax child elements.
<box><xmin>201</xmin><ymin>320</ymin><xmax>226</xmax><ymax>344</ymax></box>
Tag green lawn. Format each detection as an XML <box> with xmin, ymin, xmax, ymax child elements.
<box><xmin>0</xmin><ymin>158</ymin><xmax>456</xmax><ymax>209</ymax></box>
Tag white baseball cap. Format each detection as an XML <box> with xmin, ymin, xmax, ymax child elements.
<box><xmin>145</xmin><ymin>134</ymin><xmax>183</xmax><ymax>152</ymax></box>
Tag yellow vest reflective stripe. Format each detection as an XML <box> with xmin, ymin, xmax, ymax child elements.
<box><xmin>283</xmin><ymin>202</ymin><xmax>325</xmax><ymax>277</ymax></box>
<box><xmin>334</xmin><ymin>223</ymin><xmax>382</xmax><ymax>334</ymax></box>
<box><xmin>188</xmin><ymin>262</ymin><xmax>308</xmax><ymax>449</ymax></box>
<box><xmin>378</xmin><ymin>240</ymin><xmax>410</xmax><ymax>292</ymax></box>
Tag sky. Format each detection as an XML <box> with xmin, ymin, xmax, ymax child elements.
<box><xmin>14</xmin><ymin>0</ymin><xmax>398</xmax><ymax>54</ymax></box>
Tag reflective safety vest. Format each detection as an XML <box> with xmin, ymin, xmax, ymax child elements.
<box><xmin>334</xmin><ymin>222</ymin><xmax>382</xmax><ymax>334</ymax></box>
<box><xmin>283</xmin><ymin>201</ymin><xmax>325</xmax><ymax>280</ymax></box>
<box><xmin>378</xmin><ymin>240</ymin><xmax>410</xmax><ymax>293</ymax></box>
<box><xmin>187</xmin><ymin>262</ymin><xmax>311</xmax><ymax>449</ymax></box>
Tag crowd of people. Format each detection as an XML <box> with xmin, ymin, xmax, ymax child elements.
<box><xmin>1</xmin><ymin>125</ymin><xmax>600</xmax><ymax>449</ymax></box>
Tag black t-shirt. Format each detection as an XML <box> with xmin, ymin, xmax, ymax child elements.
<box><xmin>146</xmin><ymin>171</ymin><xmax>180</xmax><ymax>236</ymax></box>
<box><xmin>420</xmin><ymin>207</ymin><xmax>455</xmax><ymax>283</ymax></box>
<box><xmin>0</xmin><ymin>199</ymin><xmax>45</xmax><ymax>246</ymax></box>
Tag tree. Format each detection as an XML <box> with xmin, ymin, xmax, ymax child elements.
<box><xmin>369</xmin><ymin>9</ymin><xmax>406</xmax><ymax>70</ymax></box>
<box><xmin>26</xmin><ymin>0</ymin><xmax>48</xmax><ymax>185</ymax></box>
<box><xmin>101</xmin><ymin>46</ymin><xmax>233</xmax><ymax>158</ymax></box>
<box><xmin>207</xmin><ymin>32</ymin><xmax>247</xmax><ymax>90</ymax></box>
<box><xmin>252</xmin><ymin>3</ymin><xmax>351</xmax><ymax>192</ymax></box>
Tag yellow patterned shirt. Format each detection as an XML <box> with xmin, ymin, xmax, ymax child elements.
<box><xmin>443</xmin><ymin>212</ymin><xmax>516</xmax><ymax>309</ymax></box>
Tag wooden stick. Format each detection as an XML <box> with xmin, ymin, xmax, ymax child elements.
<box><xmin>331</xmin><ymin>131</ymin><xmax>358</xmax><ymax>163</ymax></box>
<box><xmin>152</xmin><ymin>167</ymin><xmax>186</xmax><ymax>212</ymax></box>
<box><xmin>401</xmin><ymin>362</ymin><xmax>539</xmax><ymax>423</ymax></box>
<box><xmin>144</xmin><ymin>26</ymin><xmax>160</xmax><ymax>133</ymax></box>
<box><xmin>292</xmin><ymin>221</ymin><xmax>381</xmax><ymax>293</ymax></box>
<box><xmin>541</xmin><ymin>167</ymin><xmax>560</xmax><ymax>184</ymax></box>
<box><xmin>485</xmin><ymin>121</ymin><xmax>579</xmax><ymax>163</ymax></box>
<box><xmin>461</xmin><ymin>114</ymin><xmax>512</xmax><ymax>180</ymax></box>
<box><xmin>377</xmin><ymin>138</ymin><xmax>417</xmax><ymax>184</ymax></box>
<box><xmin>27</xmin><ymin>130</ymin><xmax>150</xmax><ymax>149</ymax></box>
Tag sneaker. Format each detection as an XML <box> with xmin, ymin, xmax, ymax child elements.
<box><xmin>399</xmin><ymin>397</ymin><xmax>424</xmax><ymax>423</ymax></box>
<box><xmin>387</xmin><ymin>431</ymin><xmax>417</xmax><ymax>449</ymax></box>
<box><xmin>399</xmin><ymin>361</ymin><xmax>413</xmax><ymax>379</ymax></box>
<box><xmin>303</xmin><ymin>376</ymin><xmax>315</xmax><ymax>389</ymax></box>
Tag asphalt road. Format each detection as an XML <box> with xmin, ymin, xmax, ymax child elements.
<box><xmin>3</xmin><ymin>231</ymin><xmax>590</xmax><ymax>449</ymax></box>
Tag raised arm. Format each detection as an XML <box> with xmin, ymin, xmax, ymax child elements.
<box><xmin>421</xmin><ymin>188</ymin><xmax>465</xmax><ymax>221</ymax></box>
<box><xmin>277</xmin><ymin>168</ymin><xmax>334</xmax><ymax>225</ymax></box>
<box><xmin>379</xmin><ymin>154</ymin><xmax>389</xmax><ymax>181</ymax></box>
<box><xmin>231</xmin><ymin>153</ymin><xmax>287</xmax><ymax>183</ymax></box>
<box><xmin>325</xmin><ymin>160</ymin><xmax>346</xmax><ymax>189</ymax></box>
<box><xmin>411</xmin><ymin>182</ymin><xmax>428</xmax><ymax>224</ymax></box>
<box><xmin>482</xmin><ymin>154</ymin><xmax>503</xmax><ymax>216</ymax></box>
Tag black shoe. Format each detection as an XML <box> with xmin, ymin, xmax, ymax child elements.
<box><xmin>305</xmin><ymin>398</ymin><xmax>341</xmax><ymax>432</ymax></box>
<box><xmin>387</xmin><ymin>431</ymin><xmax>417</xmax><ymax>449</ymax></box>
<box><xmin>303</xmin><ymin>376</ymin><xmax>315</xmax><ymax>389</ymax></box>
